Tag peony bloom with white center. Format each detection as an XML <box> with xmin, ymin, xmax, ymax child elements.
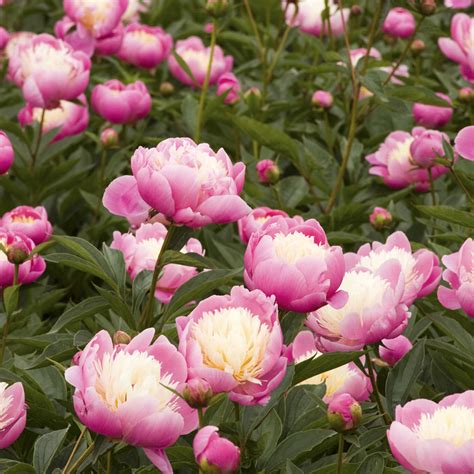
<box><xmin>345</xmin><ymin>231</ymin><xmax>441</xmax><ymax>307</ymax></box>
<box><xmin>132</xmin><ymin>137</ymin><xmax>250</xmax><ymax>228</ymax></box>
<box><xmin>177</xmin><ymin>286</ymin><xmax>287</xmax><ymax>406</ymax></box>
<box><xmin>111</xmin><ymin>222</ymin><xmax>204</xmax><ymax>304</ymax></box>
<box><xmin>282</xmin><ymin>0</ymin><xmax>350</xmax><ymax>37</ymax></box>
<box><xmin>237</xmin><ymin>207</ymin><xmax>288</xmax><ymax>244</ymax></box>
<box><xmin>0</xmin><ymin>381</ymin><xmax>27</xmax><ymax>449</ymax></box>
<box><xmin>65</xmin><ymin>329</ymin><xmax>197</xmax><ymax>474</ymax></box>
<box><xmin>438</xmin><ymin>238</ymin><xmax>474</xmax><ymax>318</ymax></box>
<box><xmin>8</xmin><ymin>34</ymin><xmax>90</xmax><ymax>108</ymax></box>
<box><xmin>306</xmin><ymin>261</ymin><xmax>409</xmax><ymax>351</ymax></box>
<box><xmin>290</xmin><ymin>331</ymin><xmax>372</xmax><ymax>402</ymax></box>
<box><xmin>244</xmin><ymin>216</ymin><xmax>345</xmax><ymax>313</ymax></box>
<box><xmin>387</xmin><ymin>391</ymin><xmax>474</xmax><ymax>473</ymax></box>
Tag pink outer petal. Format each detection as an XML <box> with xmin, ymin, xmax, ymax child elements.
<box><xmin>438</xmin><ymin>37</ymin><xmax>467</xmax><ymax>64</ymax></box>
<box><xmin>196</xmin><ymin>195</ymin><xmax>251</xmax><ymax>225</ymax></box>
<box><xmin>193</xmin><ymin>425</ymin><xmax>218</xmax><ymax>460</ymax></box>
<box><xmin>437</xmin><ymin>285</ymin><xmax>461</xmax><ymax>310</ymax></box>
<box><xmin>458</xmin><ymin>282</ymin><xmax>474</xmax><ymax>317</ymax></box>
<box><xmin>455</xmin><ymin>125</ymin><xmax>474</xmax><ymax>161</ymax></box>
<box><xmin>0</xmin><ymin>411</ymin><xmax>27</xmax><ymax>449</ymax></box>
<box><xmin>135</xmin><ymin>168</ymin><xmax>175</xmax><ymax>217</ymax></box>
<box><xmin>291</xmin><ymin>331</ymin><xmax>317</xmax><ymax>363</ymax></box>
<box><xmin>387</xmin><ymin>422</ymin><xmax>422</xmax><ymax>473</ymax></box>
<box><xmin>126</xmin><ymin>328</ymin><xmax>155</xmax><ymax>353</ymax></box>
<box><xmin>143</xmin><ymin>448</ymin><xmax>173</xmax><ymax>474</ymax></box>
<box><xmin>395</xmin><ymin>398</ymin><xmax>438</xmax><ymax>429</ymax></box>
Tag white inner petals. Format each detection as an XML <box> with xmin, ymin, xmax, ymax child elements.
<box><xmin>0</xmin><ymin>382</ymin><xmax>13</xmax><ymax>430</ymax></box>
<box><xmin>193</xmin><ymin>307</ymin><xmax>271</xmax><ymax>384</ymax></box>
<box><xmin>75</xmin><ymin>0</ymin><xmax>114</xmax><ymax>31</ymax></box>
<box><xmin>0</xmin><ymin>239</ymin><xmax>8</xmax><ymax>262</ymax></box>
<box><xmin>20</xmin><ymin>43</ymin><xmax>78</xmax><ymax>78</ymax></box>
<box><xmin>128</xmin><ymin>30</ymin><xmax>157</xmax><ymax>45</ymax></box>
<box><xmin>273</xmin><ymin>231</ymin><xmax>327</xmax><ymax>265</ymax></box>
<box><xmin>389</xmin><ymin>137</ymin><xmax>413</xmax><ymax>164</ymax></box>
<box><xmin>33</xmin><ymin>102</ymin><xmax>70</xmax><ymax>130</ymax></box>
<box><xmin>178</xmin><ymin>49</ymin><xmax>211</xmax><ymax>71</ymax></box>
<box><xmin>414</xmin><ymin>405</ymin><xmax>474</xmax><ymax>447</ymax></box>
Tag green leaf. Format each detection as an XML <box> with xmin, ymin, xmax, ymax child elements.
<box><xmin>3</xmin><ymin>463</ymin><xmax>36</xmax><ymax>474</ymax></box>
<box><xmin>415</xmin><ymin>205</ymin><xmax>474</xmax><ymax>228</ymax></box>
<box><xmin>3</xmin><ymin>285</ymin><xmax>19</xmax><ymax>316</ymax></box>
<box><xmin>278</xmin><ymin>176</ymin><xmax>309</xmax><ymax>208</ymax></box>
<box><xmin>172</xmin><ymin>51</ymin><xmax>199</xmax><ymax>86</ymax></box>
<box><xmin>181</xmin><ymin>95</ymin><xmax>199</xmax><ymax>137</ymax></box>
<box><xmin>33</xmin><ymin>427</ymin><xmax>69</xmax><ymax>473</ymax></box>
<box><xmin>388</xmin><ymin>86</ymin><xmax>453</xmax><ymax>106</ymax></box>
<box><xmin>356</xmin><ymin>453</ymin><xmax>385</xmax><ymax>474</ymax></box>
<box><xmin>255</xmin><ymin>409</ymin><xmax>283</xmax><ymax>468</ymax></box>
<box><xmin>159</xmin><ymin>250</ymin><xmax>215</xmax><ymax>270</ymax></box>
<box><xmin>285</xmin><ymin>460</ymin><xmax>304</xmax><ymax>473</ymax></box>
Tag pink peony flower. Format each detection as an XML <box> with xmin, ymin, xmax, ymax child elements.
<box><xmin>0</xmin><ymin>27</ymin><xmax>9</xmax><ymax>49</ymax></box>
<box><xmin>54</xmin><ymin>16</ymin><xmax>96</xmax><ymax>57</ymax></box>
<box><xmin>244</xmin><ymin>216</ymin><xmax>345</xmax><ymax>313</ymax></box>
<box><xmin>327</xmin><ymin>393</ymin><xmax>362</xmax><ymax>432</ymax></box>
<box><xmin>8</xmin><ymin>34</ymin><xmax>91</xmax><ymax>108</ymax></box>
<box><xmin>412</xmin><ymin>93</ymin><xmax>453</xmax><ymax>128</ymax></box>
<box><xmin>168</xmin><ymin>36</ymin><xmax>233</xmax><ymax>87</ymax></box>
<box><xmin>216</xmin><ymin>72</ymin><xmax>241</xmax><ymax>105</ymax></box>
<box><xmin>118</xmin><ymin>23</ymin><xmax>172</xmax><ymax>69</ymax></box>
<box><xmin>410</xmin><ymin>127</ymin><xmax>450</xmax><ymax>168</ymax></box>
<box><xmin>111</xmin><ymin>222</ymin><xmax>204</xmax><ymax>304</ymax></box>
<box><xmin>454</xmin><ymin>125</ymin><xmax>474</xmax><ymax>161</ymax></box>
<box><xmin>91</xmin><ymin>80</ymin><xmax>151</xmax><ymax>124</ymax></box>
<box><xmin>237</xmin><ymin>207</ymin><xmax>288</xmax><ymax>244</ymax></box>
<box><xmin>256</xmin><ymin>159</ymin><xmax>280</xmax><ymax>184</ymax></box>
<box><xmin>177</xmin><ymin>286</ymin><xmax>287</xmax><ymax>406</ymax></box>
<box><xmin>345</xmin><ymin>231</ymin><xmax>441</xmax><ymax>307</ymax></box>
<box><xmin>94</xmin><ymin>25</ymin><xmax>125</xmax><ymax>56</ymax></box>
<box><xmin>4</xmin><ymin>32</ymin><xmax>35</xmax><ymax>65</ymax></box>
<box><xmin>445</xmin><ymin>0</ymin><xmax>473</xmax><ymax>7</ymax></box>
<box><xmin>369</xmin><ymin>207</ymin><xmax>392</xmax><ymax>230</ymax></box>
<box><xmin>438</xmin><ymin>238</ymin><xmax>474</xmax><ymax>318</ymax></box>
<box><xmin>193</xmin><ymin>426</ymin><xmax>240</xmax><ymax>474</ymax></box>
<box><xmin>379</xmin><ymin>335</ymin><xmax>413</xmax><ymax>366</ymax></box>
<box><xmin>1</xmin><ymin>206</ymin><xmax>52</xmax><ymax>245</ymax></box>
<box><xmin>290</xmin><ymin>331</ymin><xmax>372</xmax><ymax>402</ymax></box>
<box><xmin>382</xmin><ymin>8</ymin><xmax>416</xmax><ymax>39</ymax></box>
<box><xmin>0</xmin><ymin>230</ymin><xmax>46</xmax><ymax>288</ymax></box>
<box><xmin>283</xmin><ymin>0</ymin><xmax>350</xmax><ymax>37</ymax></box>
<box><xmin>438</xmin><ymin>14</ymin><xmax>474</xmax><ymax>83</ymax></box>
<box><xmin>132</xmin><ymin>137</ymin><xmax>250</xmax><ymax>227</ymax></box>
<box><xmin>18</xmin><ymin>94</ymin><xmax>89</xmax><ymax>143</ymax></box>
<box><xmin>387</xmin><ymin>391</ymin><xmax>474</xmax><ymax>473</ymax></box>
<box><xmin>65</xmin><ymin>329</ymin><xmax>197</xmax><ymax>474</ymax></box>
<box><xmin>0</xmin><ymin>382</ymin><xmax>27</xmax><ymax>449</ymax></box>
<box><xmin>312</xmin><ymin>90</ymin><xmax>333</xmax><ymax>109</ymax></box>
<box><xmin>0</xmin><ymin>131</ymin><xmax>14</xmax><ymax>175</ymax></box>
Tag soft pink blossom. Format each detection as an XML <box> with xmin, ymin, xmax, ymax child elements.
<box><xmin>244</xmin><ymin>215</ymin><xmax>345</xmax><ymax>313</ymax></box>
<box><xmin>412</xmin><ymin>93</ymin><xmax>453</xmax><ymax>128</ymax></box>
<box><xmin>369</xmin><ymin>207</ymin><xmax>392</xmax><ymax>230</ymax></box>
<box><xmin>0</xmin><ymin>131</ymin><xmax>14</xmax><ymax>175</ymax></box>
<box><xmin>379</xmin><ymin>335</ymin><xmax>413</xmax><ymax>366</ymax></box>
<box><xmin>216</xmin><ymin>72</ymin><xmax>241</xmax><ymax>105</ymax></box>
<box><xmin>410</xmin><ymin>128</ymin><xmax>450</xmax><ymax>168</ymax></box>
<box><xmin>1</xmin><ymin>206</ymin><xmax>52</xmax><ymax>245</ymax></box>
<box><xmin>382</xmin><ymin>8</ymin><xmax>416</xmax><ymax>39</ymax></box>
<box><xmin>177</xmin><ymin>286</ymin><xmax>287</xmax><ymax>406</ymax></box>
<box><xmin>454</xmin><ymin>125</ymin><xmax>474</xmax><ymax>161</ymax></box>
<box><xmin>0</xmin><ymin>382</ymin><xmax>27</xmax><ymax>449</ymax></box>
<box><xmin>238</xmin><ymin>207</ymin><xmax>288</xmax><ymax>244</ymax></box>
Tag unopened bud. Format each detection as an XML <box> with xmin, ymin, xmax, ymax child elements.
<box><xmin>312</xmin><ymin>90</ymin><xmax>333</xmax><ymax>109</ymax></box>
<box><xmin>370</xmin><ymin>207</ymin><xmax>392</xmax><ymax>231</ymax></box>
<box><xmin>113</xmin><ymin>330</ymin><xmax>131</xmax><ymax>345</ymax></box>
<box><xmin>410</xmin><ymin>39</ymin><xmax>425</xmax><ymax>55</ymax></box>
<box><xmin>350</xmin><ymin>5</ymin><xmax>362</xmax><ymax>15</ymax></box>
<box><xmin>420</xmin><ymin>0</ymin><xmax>436</xmax><ymax>16</ymax></box>
<box><xmin>459</xmin><ymin>87</ymin><xmax>473</xmax><ymax>103</ymax></box>
<box><xmin>183</xmin><ymin>378</ymin><xmax>213</xmax><ymax>408</ymax></box>
<box><xmin>383</xmin><ymin>33</ymin><xmax>397</xmax><ymax>45</ymax></box>
<box><xmin>327</xmin><ymin>394</ymin><xmax>362</xmax><ymax>432</ymax></box>
<box><xmin>371</xmin><ymin>357</ymin><xmax>391</xmax><ymax>369</ymax></box>
<box><xmin>100</xmin><ymin>128</ymin><xmax>118</xmax><ymax>148</ymax></box>
<box><xmin>206</xmin><ymin>0</ymin><xmax>228</xmax><ymax>17</ymax></box>
<box><xmin>244</xmin><ymin>86</ymin><xmax>262</xmax><ymax>113</ymax></box>
<box><xmin>6</xmin><ymin>241</ymin><xmax>30</xmax><ymax>265</ymax></box>
<box><xmin>159</xmin><ymin>81</ymin><xmax>175</xmax><ymax>97</ymax></box>
<box><xmin>256</xmin><ymin>159</ymin><xmax>280</xmax><ymax>185</ymax></box>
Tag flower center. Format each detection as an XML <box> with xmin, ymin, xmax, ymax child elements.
<box><xmin>33</xmin><ymin>102</ymin><xmax>70</xmax><ymax>131</ymax></box>
<box><xmin>20</xmin><ymin>43</ymin><xmax>77</xmax><ymax>78</ymax></box>
<box><xmin>0</xmin><ymin>383</ymin><xmax>13</xmax><ymax>430</ymax></box>
<box><xmin>273</xmin><ymin>231</ymin><xmax>327</xmax><ymax>265</ymax></box>
<box><xmin>178</xmin><ymin>49</ymin><xmax>211</xmax><ymax>71</ymax></box>
<box><xmin>76</xmin><ymin>0</ymin><xmax>113</xmax><ymax>32</ymax></box>
<box><xmin>193</xmin><ymin>307</ymin><xmax>271</xmax><ymax>384</ymax></box>
<box><xmin>414</xmin><ymin>405</ymin><xmax>474</xmax><ymax>447</ymax></box>
<box><xmin>129</xmin><ymin>30</ymin><xmax>157</xmax><ymax>45</ymax></box>
<box><xmin>389</xmin><ymin>137</ymin><xmax>414</xmax><ymax>164</ymax></box>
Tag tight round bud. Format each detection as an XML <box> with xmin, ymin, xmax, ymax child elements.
<box><xmin>100</xmin><ymin>128</ymin><xmax>119</xmax><ymax>148</ymax></box>
<box><xmin>350</xmin><ymin>5</ymin><xmax>362</xmax><ymax>16</ymax></box>
<box><xmin>420</xmin><ymin>0</ymin><xmax>436</xmax><ymax>16</ymax></box>
<box><xmin>6</xmin><ymin>241</ymin><xmax>30</xmax><ymax>265</ymax></box>
<box><xmin>312</xmin><ymin>90</ymin><xmax>333</xmax><ymax>109</ymax></box>
<box><xmin>327</xmin><ymin>394</ymin><xmax>362</xmax><ymax>432</ymax></box>
<box><xmin>370</xmin><ymin>207</ymin><xmax>393</xmax><ymax>230</ymax></box>
<box><xmin>410</xmin><ymin>39</ymin><xmax>426</xmax><ymax>55</ymax></box>
<box><xmin>183</xmin><ymin>378</ymin><xmax>213</xmax><ymax>408</ymax></box>
<box><xmin>113</xmin><ymin>330</ymin><xmax>131</xmax><ymax>345</ymax></box>
<box><xmin>459</xmin><ymin>87</ymin><xmax>473</xmax><ymax>103</ymax></box>
<box><xmin>256</xmin><ymin>159</ymin><xmax>280</xmax><ymax>185</ymax></box>
<box><xmin>206</xmin><ymin>0</ymin><xmax>228</xmax><ymax>17</ymax></box>
<box><xmin>160</xmin><ymin>81</ymin><xmax>175</xmax><ymax>97</ymax></box>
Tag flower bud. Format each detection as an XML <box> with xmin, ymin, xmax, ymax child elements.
<box><xmin>327</xmin><ymin>393</ymin><xmax>362</xmax><ymax>432</ymax></box>
<box><xmin>419</xmin><ymin>0</ymin><xmax>436</xmax><ymax>16</ymax></box>
<box><xmin>113</xmin><ymin>330</ymin><xmax>131</xmax><ymax>345</ymax></box>
<box><xmin>410</xmin><ymin>39</ymin><xmax>425</xmax><ymax>55</ymax></box>
<box><xmin>371</xmin><ymin>357</ymin><xmax>391</xmax><ymax>369</ymax></box>
<box><xmin>244</xmin><ymin>87</ymin><xmax>262</xmax><ymax>113</ymax></box>
<box><xmin>206</xmin><ymin>0</ymin><xmax>228</xmax><ymax>17</ymax></box>
<box><xmin>379</xmin><ymin>335</ymin><xmax>413</xmax><ymax>366</ymax></box>
<box><xmin>159</xmin><ymin>81</ymin><xmax>175</xmax><ymax>97</ymax></box>
<box><xmin>370</xmin><ymin>207</ymin><xmax>392</xmax><ymax>230</ymax></box>
<box><xmin>204</xmin><ymin>22</ymin><xmax>215</xmax><ymax>34</ymax></box>
<box><xmin>459</xmin><ymin>87</ymin><xmax>473</xmax><ymax>103</ymax></box>
<box><xmin>183</xmin><ymin>378</ymin><xmax>213</xmax><ymax>408</ymax></box>
<box><xmin>410</xmin><ymin>129</ymin><xmax>448</xmax><ymax>168</ymax></box>
<box><xmin>256</xmin><ymin>159</ymin><xmax>280</xmax><ymax>184</ymax></box>
<box><xmin>100</xmin><ymin>128</ymin><xmax>119</xmax><ymax>148</ymax></box>
<box><xmin>350</xmin><ymin>5</ymin><xmax>362</xmax><ymax>16</ymax></box>
<box><xmin>312</xmin><ymin>90</ymin><xmax>333</xmax><ymax>109</ymax></box>
<box><xmin>6</xmin><ymin>240</ymin><xmax>30</xmax><ymax>265</ymax></box>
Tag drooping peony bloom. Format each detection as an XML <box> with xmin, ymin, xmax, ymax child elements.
<box><xmin>0</xmin><ymin>382</ymin><xmax>27</xmax><ymax>449</ymax></box>
<box><xmin>366</xmin><ymin>129</ymin><xmax>450</xmax><ymax>192</ymax></box>
<box><xmin>168</xmin><ymin>36</ymin><xmax>233</xmax><ymax>87</ymax></box>
<box><xmin>369</xmin><ymin>207</ymin><xmax>392</xmax><ymax>230</ymax></box>
<box><xmin>379</xmin><ymin>335</ymin><xmax>413</xmax><ymax>366</ymax></box>
<box><xmin>382</xmin><ymin>8</ymin><xmax>416</xmax><ymax>39</ymax></box>
<box><xmin>282</xmin><ymin>0</ymin><xmax>350</xmax><ymax>37</ymax></box>
<box><xmin>0</xmin><ymin>131</ymin><xmax>14</xmax><ymax>175</ymax></box>
<box><xmin>177</xmin><ymin>286</ymin><xmax>287</xmax><ymax>406</ymax></box>
<box><xmin>111</xmin><ymin>222</ymin><xmax>204</xmax><ymax>304</ymax></box>
<box><xmin>387</xmin><ymin>391</ymin><xmax>474</xmax><ymax>474</ymax></box>
<box><xmin>312</xmin><ymin>90</ymin><xmax>333</xmax><ymax>109</ymax></box>
<box><xmin>244</xmin><ymin>216</ymin><xmax>345</xmax><ymax>313</ymax></box>
<box><xmin>0</xmin><ymin>27</ymin><xmax>9</xmax><ymax>49</ymax></box>
<box><xmin>256</xmin><ymin>159</ymin><xmax>280</xmax><ymax>184</ymax></box>
<box><xmin>438</xmin><ymin>14</ymin><xmax>474</xmax><ymax>83</ymax></box>
<box><xmin>290</xmin><ymin>331</ymin><xmax>372</xmax><ymax>402</ymax></box>
<box><xmin>345</xmin><ymin>231</ymin><xmax>441</xmax><ymax>307</ymax></box>
<box><xmin>306</xmin><ymin>261</ymin><xmax>409</xmax><ymax>351</ymax></box>
<box><xmin>237</xmin><ymin>207</ymin><xmax>288</xmax><ymax>244</ymax></box>
<box><xmin>412</xmin><ymin>93</ymin><xmax>453</xmax><ymax>128</ymax></box>
<box><xmin>0</xmin><ymin>230</ymin><xmax>46</xmax><ymax>288</ymax></box>
<box><xmin>133</xmin><ymin>137</ymin><xmax>250</xmax><ymax>227</ymax></box>
<box><xmin>122</xmin><ymin>0</ymin><xmax>151</xmax><ymax>23</ymax></box>
<box><xmin>0</xmin><ymin>206</ymin><xmax>52</xmax><ymax>245</ymax></box>
<box><xmin>118</xmin><ymin>23</ymin><xmax>172</xmax><ymax>69</ymax></box>
<box><xmin>454</xmin><ymin>125</ymin><xmax>474</xmax><ymax>161</ymax></box>
<box><xmin>327</xmin><ymin>393</ymin><xmax>362</xmax><ymax>432</ymax></box>
<box><xmin>193</xmin><ymin>426</ymin><xmax>241</xmax><ymax>474</ymax></box>
<box><xmin>216</xmin><ymin>72</ymin><xmax>241</xmax><ymax>105</ymax></box>
<box><xmin>65</xmin><ymin>329</ymin><xmax>197</xmax><ymax>474</ymax></box>
<box><xmin>91</xmin><ymin>80</ymin><xmax>151</xmax><ymax>124</ymax></box>
<box><xmin>409</xmin><ymin>128</ymin><xmax>450</xmax><ymax>168</ymax></box>
<box><xmin>18</xmin><ymin>94</ymin><xmax>89</xmax><ymax>143</ymax></box>
<box><xmin>8</xmin><ymin>34</ymin><xmax>90</xmax><ymax>108</ymax></box>
<box><xmin>437</xmin><ymin>238</ymin><xmax>474</xmax><ymax>318</ymax></box>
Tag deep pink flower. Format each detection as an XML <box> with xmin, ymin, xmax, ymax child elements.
<box><xmin>0</xmin><ymin>131</ymin><xmax>14</xmax><ymax>175</ymax></box>
<box><xmin>193</xmin><ymin>426</ymin><xmax>240</xmax><ymax>474</ymax></box>
<box><xmin>454</xmin><ymin>125</ymin><xmax>474</xmax><ymax>161</ymax></box>
<box><xmin>327</xmin><ymin>393</ymin><xmax>362</xmax><ymax>432</ymax></box>
<box><xmin>0</xmin><ymin>382</ymin><xmax>27</xmax><ymax>449</ymax></box>
<box><xmin>369</xmin><ymin>207</ymin><xmax>392</xmax><ymax>230</ymax></box>
<box><xmin>216</xmin><ymin>72</ymin><xmax>241</xmax><ymax>105</ymax></box>
<box><xmin>1</xmin><ymin>206</ymin><xmax>52</xmax><ymax>245</ymax></box>
<box><xmin>238</xmin><ymin>207</ymin><xmax>288</xmax><ymax>244</ymax></box>
<box><xmin>132</xmin><ymin>137</ymin><xmax>250</xmax><ymax>228</ymax></box>
<box><xmin>95</xmin><ymin>25</ymin><xmax>125</xmax><ymax>56</ymax></box>
<box><xmin>8</xmin><ymin>34</ymin><xmax>91</xmax><ymax>108</ymax></box>
<box><xmin>387</xmin><ymin>391</ymin><xmax>474</xmax><ymax>473</ymax></box>
<box><xmin>118</xmin><ymin>23</ymin><xmax>172</xmax><ymax>69</ymax></box>
<box><xmin>382</xmin><ymin>8</ymin><xmax>416</xmax><ymax>39</ymax></box>
<box><xmin>65</xmin><ymin>329</ymin><xmax>197</xmax><ymax>474</ymax></box>
<box><xmin>111</xmin><ymin>222</ymin><xmax>204</xmax><ymax>304</ymax></box>
<box><xmin>244</xmin><ymin>216</ymin><xmax>345</xmax><ymax>313</ymax></box>
<box><xmin>18</xmin><ymin>94</ymin><xmax>89</xmax><ymax>143</ymax></box>
<box><xmin>91</xmin><ymin>80</ymin><xmax>151</xmax><ymax>124</ymax></box>
<box><xmin>0</xmin><ymin>27</ymin><xmax>9</xmax><ymax>49</ymax></box>
<box><xmin>379</xmin><ymin>335</ymin><xmax>413</xmax><ymax>366</ymax></box>
<box><xmin>177</xmin><ymin>286</ymin><xmax>287</xmax><ymax>406</ymax></box>
<box><xmin>438</xmin><ymin>14</ymin><xmax>474</xmax><ymax>83</ymax></box>
<box><xmin>168</xmin><ymin>36</ymin><xmax>233</xmax><ymax>87</ymax></box>
<box><xmin>412</xmin><ymin>93</ymin><xmax>453</xmax><ymax>128</ymax></box>
<box><xmin>410</xmin><ymin>128</ymin><xmax>450</xmax><ymax>168</ymax></box>
<box><xmin>438</xmin><ymin>238</ymin><xmax>474</xmax><ymax>318</ymax></box>
<box><xmin>312</xmin><ymin>90</ymin><xmax>333</xmax><ymax>108</ymax></box>
<box><xmin>0</xmin><ymin>230</ymin><xmax>46</xmax><ymax>288</ymax></box>
<box><xmin>256</xmin><ymin>159</ymin><xmax>280</xmax><ymax>184</ymax></box>
<box><xmin>54</xmin><ymin>16</ymin><xmax>96</xmax><ymax>57</ymax></box>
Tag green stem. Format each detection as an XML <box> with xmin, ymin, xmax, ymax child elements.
<box><xmin>62</xmin><ymin>427</ymin><xmax>87</xmax><ymax>474</ymax></box>
<box><xmin>106</xmin><ymin>449</ymin><xmax>112</xmax><ymax>474</ymax></box>
<box><xmin>234</xmin><ymin>402</ymin><xmax>240</xmax><ymax>423</ymax></box>
<box><xmin>195</xmin><ymin>19</ymin><xmax>217</xmax><ymax>142</ymax></box>
<box><xmin>198</xmin><ymin>407</ymin><xmax>204</xmax><ymax>428</ymax></box>
<box><xmin>428</xmin><ymin>168</ymin><xmax>436</xmax><ymax>206</ymax></box>
<box><xmin>336</xmin><ymin>433</ymin><xmax>344</xmax><ymax>474</ymax></box>
<box><xmin>361</xmin><ymin>0</ymin><xmax>383</xmax><ymax>75</ymax></box>
<box><xmin>98</xmin><ymin>149</ymin><xmax>107</xmax><ymax>191</ymax></box>
<box><xmin>242</xmin><ymin>0</ymin><xmax>264</xmax><ymax>56</ymax></box>
<box><xmin>13</xmin><ymin>264</ymin><xmax>19</xmax><ymax>287</ymax></box>
<box><xmin>0</xmin><ymin>265</ymin><xmax>19</xmax><ymax>365</ymax></box>
<box><xmin>31</xmin><ymin>108</ymin><xmax>46</xmax><ymax>170</ymax></box>
<box><xmin>366</xmin><ymin>350</ymin><xmax>391</xmax><ymax>425</ymax></box>
<box><xmin>65</xmin><ymin>440</ymin><xmax>95</xmax><ymax>474</ymax></box>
